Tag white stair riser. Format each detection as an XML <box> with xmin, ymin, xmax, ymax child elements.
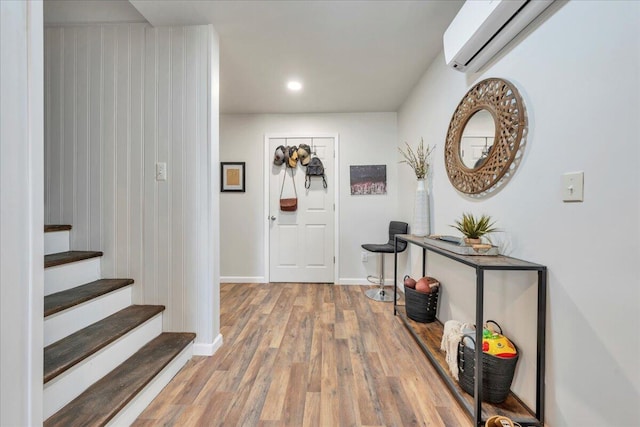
<box><xmin>43</xmin><ymin>314</ymin><xmax>163</xmax><ymax>419</ymax></box>
<box><xmin>44</xmin><ymin>258</ymin><xmax>101</xmax><ymax>296</ymax></box>
<box><xmin>44</xmin><ymin>286</ymin><xmax>133</xmax><ymax>346</ymax></box>
<box><xmin>44</xmin><ymin>230</ymin><xmax>70</xmax><ymax>255</ymax></box>
<box><xmin>106</xmin><ymin>343</ymin><xmax>194</xmax><ymax>427</ymax></box>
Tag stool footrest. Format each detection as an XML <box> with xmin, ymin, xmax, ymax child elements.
<box><xmin>366</xmin><ymin>275</ymin><xmax>384</xmax><ymax>285</ymax></box>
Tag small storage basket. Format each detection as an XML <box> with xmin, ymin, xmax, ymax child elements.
<box><xmin>404</xmin><ymin>285</ymin><xmax>439</xmax><ymax>323</ymax></box>
<box><xmin>457</xmin><ymin>321</ymin><xmax>519</xmax><ymax>403</ymax></box>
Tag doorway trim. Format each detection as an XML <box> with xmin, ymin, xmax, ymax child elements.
<box><xmin>263</xmin><ymin>133</ymin><xmax>340</xmax><ymax>284</ymax></box>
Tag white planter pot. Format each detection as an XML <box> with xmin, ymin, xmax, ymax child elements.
<box><xmin>413</xmin><ymin>179</ymin><xmax>430</xmax><ymax>237</ymax></box>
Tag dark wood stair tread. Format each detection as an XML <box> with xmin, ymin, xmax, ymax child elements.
<box><xmin>44</xmin><ymin>332</ymin><xmax>195</xmax><ymax>427</ymax></box>
<box><xmin>44</xmin><ymin>305</ymin><xmax>165</xmax><ymax>383</ymax></box>
<box><xmin>45</xmin><ymin>251</ymin><xmax>103</xmax><ymax>268</ymax></box>
<box><xmin>44</xmin><ymin>279</ymin><xmax>135</xmax><ymax>317</ymax></box>
<box><xmin>45</xmin><ymin>224</ymin><xmax>72</xmax><ymax>232</ymax></box>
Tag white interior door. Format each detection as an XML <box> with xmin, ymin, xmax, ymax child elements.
<box><xmin>268</xmin><ymin>137</ymin><xmax>334</xmax><ymax>283</ymax></box>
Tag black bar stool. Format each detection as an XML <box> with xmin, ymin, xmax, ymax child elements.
<box><xmin>362</xmin><ymin>221</ymin><xmax>409</xmax><ymax>302</ymax></box>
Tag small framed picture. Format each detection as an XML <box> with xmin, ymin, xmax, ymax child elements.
<box><xmin>350</xmin><ymin>164</ymin><xmax>387</xmax><ymax>195</ymax></box>
<box><xmin>221</xmin><ymin>162</ymin><xmax>245</xmax><ymax>192</ymax></box>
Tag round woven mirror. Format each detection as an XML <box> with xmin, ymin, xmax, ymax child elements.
<box><xmin>444</xmin><ymin>78</ymin><xmax>527</xmax><ymax>195</ymax></box>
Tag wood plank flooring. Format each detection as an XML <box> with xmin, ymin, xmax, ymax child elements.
<box><xmin>134</xmin><ymin>283</ymin><xmax>471</xmax><ymax>426</ymax></box>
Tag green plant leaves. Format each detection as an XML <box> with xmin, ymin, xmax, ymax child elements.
<box><xmin>450</xmin><ymin>213</ymin><xmax>498</xmax><ymax>239</ymax></box>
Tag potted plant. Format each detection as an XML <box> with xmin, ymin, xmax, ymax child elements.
<box><xmin>451</xmin><ymin>213</ymin><xmax>498</xmax><ymax>245</ymax></box>
<box><xmin>399</xmin><ymin>138</ymin><xmax>435</xmax><ymax>236</ymax></box>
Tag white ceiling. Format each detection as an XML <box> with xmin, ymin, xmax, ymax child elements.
<box><xmin>46</xmin><ymin>0</ymin><xmax>464</xmax><ymax>114</ymax></box>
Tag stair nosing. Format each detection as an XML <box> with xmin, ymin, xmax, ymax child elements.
<box><xmin>44</xmin><ymin>279</ymin><xmax>135</xmax><ymax>318</ymax></box>
<box><xmin>44</xmin><ymin>332</ymin><xmax>196</xmax><ymax>427</ymax></box>
<box><xmin>44</xmin><ymin>251</ymin><xmax>103</xmax><ymax>268</ymax></box>
<box><xmin>43</xmin><ymin>305</ymin><xmax>165</xmax><ymax>384</ymax></box>
<box><xmin>45</xmin><ymin>224</ymin><xmax>72</xmax><ymax>232</ymax></box>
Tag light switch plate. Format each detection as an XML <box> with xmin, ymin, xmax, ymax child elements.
<box><xmin>562</xmin><ymin>171</ymin><xmax>583</xmax><ymax>202</ymax></box>
<box><xmin>156</xmin><ymin>162</ymin><xmax>167</xmax><ymax>181</ymax></box>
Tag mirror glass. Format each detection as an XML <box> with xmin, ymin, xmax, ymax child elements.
<box><xmin>459</xmin><ymin>109</ymin><xmax>495</xmax><ymax>169</ymax></box>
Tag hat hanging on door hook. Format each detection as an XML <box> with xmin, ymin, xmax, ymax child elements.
<box><xmin>273</xmin><ymin>145</ymin><xmax>286</xmax><ymax>166</ymax></box>
<box><xmin>297</xmin><ymin>144</ymin><xmax>311</xmax><ymax>166</ymax></box>
<box><xmin>287</xmin><ymin>146</ymin><xmax>299</xmax><ymax>168</ymax></box>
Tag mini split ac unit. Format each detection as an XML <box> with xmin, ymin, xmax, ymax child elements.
<box><xmin>443</xmin><ymin>0</ymin><xmax>555</xmax><ymax>73</ymax></box>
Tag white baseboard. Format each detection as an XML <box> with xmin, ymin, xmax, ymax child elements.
<box><xmin>193</xmin><ymin>333</ymin><xmax>223</xmax><ymax>356</ymax></box>
<box><xmin>220</xmin><ymin>276</ymin><xmax>265</xmax><ymax>284</ymax></box>
<box><xmin>337</xmin><ymin>278</ymin><xmax>394</xmax><ymax>286</ymax></box>
<box><xmin>221</xmin><ymin>277</ymin><xmax>396</xmax><ymax>286</ymax></box>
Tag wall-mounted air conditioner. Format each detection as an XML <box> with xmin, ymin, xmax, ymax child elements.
<box><xmin>443</xmin><ymin>0</ymin><xmax>555</xmax><ymax>73</ymax></box>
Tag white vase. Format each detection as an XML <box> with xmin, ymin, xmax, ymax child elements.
<box><xmin>413</xmin><ymin>179</ymin><xmax>430</xmax><ymax>237</ymax></box>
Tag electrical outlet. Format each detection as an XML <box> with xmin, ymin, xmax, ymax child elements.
<box><xmin>156</xmin><ymin>162</ymin><xmax>167</xmax><ymax>181</ymax></box>
<box><xmin>361</xmin><ymin>252</ymin><xmax>368</xmax><ymax>262</ymax></box>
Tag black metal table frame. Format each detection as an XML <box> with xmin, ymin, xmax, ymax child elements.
<box><xmin>393</xmin><ymin>234</ymin><xmax>547</xmax><ymax>427</ymax></box>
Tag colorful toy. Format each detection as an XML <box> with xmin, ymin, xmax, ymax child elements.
<box><xmin>481</xmin><ymin>328</ymin><xmax>517</xmax><ymax>358</ymax></box>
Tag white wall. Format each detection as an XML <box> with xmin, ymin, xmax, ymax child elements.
<box><xmin>0</xmin><ymin>1</ymin><xmax>44</xmax><ymax>424</ymax></box>
<box><xmin>44</xmin><ymin>0</ymin><xmax>146</xmax><ymax>25</ymax></box>
<box><xmin>397</xmin><ymin>1</ymin><xmax>640</xmax><ymax>426</ymax></box>
<box><xmin>220</xmin><ymin>113</ymin><xmax>402</xmax><ymax>284</ymax></box>
<box><xmin>44</xmin><ymin>23</ymin><xmax>220</xmax><ymax>351</ymax></box>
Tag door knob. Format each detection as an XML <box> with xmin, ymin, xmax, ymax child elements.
<box><xmin>270</xmin><ymin>216</ymin><xmax>276</xmax><ymax>221</ymax></box>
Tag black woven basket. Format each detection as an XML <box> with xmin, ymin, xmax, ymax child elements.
<box><xmin>457</xmin><ymin>321</ymin><xmax>519</xmax><ymax>404</ymax></box>
<box><xmin>404</xmin><ymin>281</ymin><xmax>439</xmax><ymax>323</ymax></box>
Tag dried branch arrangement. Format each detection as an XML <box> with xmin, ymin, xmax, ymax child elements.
<box><xmin>398</xmin><ymin>138</ymin><xmax>435</xmax><ymax>180</ymax></box>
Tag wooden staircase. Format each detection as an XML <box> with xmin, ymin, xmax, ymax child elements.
<box><xmin>43</xmin><ymin>225</ymin><xmax>195</xmax><ymax>426</ymax></box>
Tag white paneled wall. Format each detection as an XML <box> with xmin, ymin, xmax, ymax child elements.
<box><xmin>44</xmin><ymin>24</ymin><xmax>212</xmax><ymax>335</ymax></box>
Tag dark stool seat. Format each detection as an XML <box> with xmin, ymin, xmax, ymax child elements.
<box><xmin>361</xmin><ymin>243</ymin><xmax>396</xmax><ymax>253</ymax></box>
<box><xmin>362</xmin><ymin>221</ymin><xmax>408</xmax><ymax>302</ymax></box>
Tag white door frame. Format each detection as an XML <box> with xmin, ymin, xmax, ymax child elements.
<box><xmin>263</xmin><ymin>133</ymin><xmax>340</xmax><ymax>284</ymax></box>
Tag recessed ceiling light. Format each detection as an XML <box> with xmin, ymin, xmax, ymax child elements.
<box><xmin>287</xmin><ymin>81</ymin><xmax>303</xmax><ymax>91</ymax></box>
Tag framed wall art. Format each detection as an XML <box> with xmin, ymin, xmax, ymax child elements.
<box><xmin>221</xmin><ymin>162</ymin><xmax>245</xmax><ymax>192</ymax></box>
<box><xmin>350</xmin><ymin>165</ymin><xmax>387</xmax><ymax>195</ymax></box>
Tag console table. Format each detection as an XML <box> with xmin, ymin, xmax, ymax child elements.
<box><xmin>393</xmin><ymin>234</ymin><xmax>547</xmax><ymax>426</ymax></box>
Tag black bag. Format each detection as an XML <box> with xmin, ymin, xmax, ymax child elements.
<box><xmin>305</xmin><ymin>157</ymin><xmax>327</xmax><ymax>189</ymax></box>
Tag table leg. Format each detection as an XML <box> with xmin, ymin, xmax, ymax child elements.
<box><xmin>537</xmin><ymin>268</ymin><xmax>547</xmax><ymax>422</ymax></box>
<box><xmin>474</xmin><ymin>268</ymin><xmax>484</xmax><ymax>426</ymax></box>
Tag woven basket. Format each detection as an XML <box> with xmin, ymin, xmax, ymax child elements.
<box><xmin>457</xmin><ymin>321</ymin><xmax>519</xmax><ymax>403</ymax></box>
<box><xmin>404</xmin><ymin>285</ymin><xmax>439</xmax><ymax>323</ymax></box>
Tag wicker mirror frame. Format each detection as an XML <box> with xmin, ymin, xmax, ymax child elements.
<box><xmin>444</xmin><ymin>78</ymin><xmax>527</xmax><ymax>195</ymax></box>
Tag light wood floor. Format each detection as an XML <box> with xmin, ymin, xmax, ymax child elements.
<box><xmin>133</xmin><ymin>283</ymin><xmax>470</xmax><ymax>426</ymax></box>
